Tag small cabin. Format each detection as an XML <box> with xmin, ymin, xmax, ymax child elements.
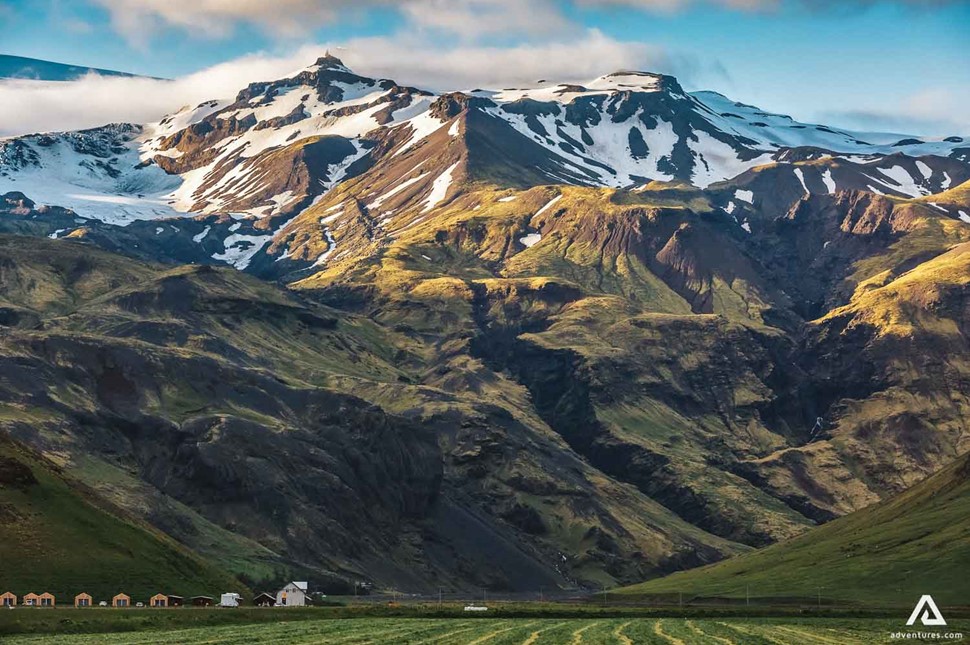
<box><xmin>253</xmin><ymin>592</ymin><xmax>276</xmax><ymax>607</ymax></box>
<box><xmin>276</xmin><ymin>581</ymin><xmax>308</xmax><ymax>607</ymax></box>
<box><xmin>22</xmin><ymin>593</ymin><xmax>39</xmax><ymax>607</ymax></box>
<box><xmin>112</xmin><ymin>593</ymin><xmax>130</xmax><ymax>608</ymax></box>
<box><xmin>74</xmin><ymin>593</ymin><xmax>93</xmax><ymax>608</ymax></box>
<box><xmin>1</xmin><ymin>592</ymin><xmax>16</xmax><ymax>607</ymax></box>
<box><xmin>167</xmin><ymin>595</ymin><xmax>184</xmax><ymax>607</ymax></box>
<box><xmin>150</xmin><ymin>594</ymin><xmax>168</xmax><ymax>608</ymax></box>
<box><xmin>191</xmin><ymin>595</ymin><xmax>213</xmax><ymax>607</ymax></box>
<box><xmin>38</xmin><ymin>593</ymin><xmax>55</xmax><ymax>607</ymax></box>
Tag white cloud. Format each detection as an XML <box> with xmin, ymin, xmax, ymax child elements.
<box><xmin>578</xmin><ymin>0</ymin><xmax>778</xmax><ymax>10</ymax></box>
<box><xmin>580</xmin><ymin>0</ymin><xmax>964</xmax><ymax>10</ymax></box>
<box><xmin>91</xmin><ymin>0</ymin><xmax>573</xmax><ymax>43</ymax></box>
<box><xmin>91</xmin><ymin>0</ymin><xmax>961</xmax><ymax>44</ymax></box>
<box><xmin>338</xmin><ymin>30</ymin><xmax>664</xmax><ymax>90</ymax></box>
<box><xmin>819</xmin><ymin>87</ymin><xmax>970</xmax><ymax>137</ymax></box>
<box><xmin>0</xmin><ymin>46</ymin><xmax>330</xmax><ymax>137</ymax></box>
<box><xmin>0</xmin><ymin>34</ymin><xmax>667</xmax><ymax>137</ymax></box>
<box><xmin>398</xmin><ymin>0</ymin><xmax>573</xmax><ymax>38</ymax></box>
<box><xmin>91</xmin><ymin>0</ymin><xmax>366</xmax><ymax>42</ymax></box>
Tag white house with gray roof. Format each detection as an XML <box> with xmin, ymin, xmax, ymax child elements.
<box><xmin>276</xmin><ymin>582</ymin><xmax>308</xmax><ymax>607</ymax></box>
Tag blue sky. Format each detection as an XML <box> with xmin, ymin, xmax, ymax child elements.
<box><xmin>2</xmin><ymin>0</ymin><xmax>969</xmax><ymax>136</ymax></box>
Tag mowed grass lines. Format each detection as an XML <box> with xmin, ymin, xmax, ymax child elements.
<box><xmin>4</xmin><ymin>617</ymin><xmax>957</xmax><ymax>644</ymax></box>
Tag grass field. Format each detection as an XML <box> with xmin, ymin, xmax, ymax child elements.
<box><xmin>1</xmin><ymin>612</ymin><xmax>967</xmax><ymax>644</ymax></box>
<box><xmin>617</xmin><ymin>452</ymin><xmax>970</xmax><ymax>606</ymax></box>
<box><xmin>3</xmin><ymin>616</ymin><xmax>967</xmax><ymax>644</ymax></box>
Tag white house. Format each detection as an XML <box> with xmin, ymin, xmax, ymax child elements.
<box><xmin>276</xmin><ymin>582</ymin><xmax>308</xmax><ymax>607</ymax></box>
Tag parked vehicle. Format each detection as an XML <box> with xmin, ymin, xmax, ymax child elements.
<box><xmin>219</xmin><ymin>593</ymin><xmax>242</xmax><ymax>608</ymax></box>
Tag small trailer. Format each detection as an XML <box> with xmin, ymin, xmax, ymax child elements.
<box><xmin>219</xmin><ymin>593</ymin><xmax>242</xmax><ymax>608</ymax></box>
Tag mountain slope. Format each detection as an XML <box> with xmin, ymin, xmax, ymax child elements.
<box><xmin>0</xmin><ymin>234</ymin><xmax>745</xmax><ymax>592</ymax></box>
<box><xmin>0</xmin><ymin>431</ymin><xmax>243</xmax><ymax>600</ymax></box>
<box><xmin>616</xmin><ymin>450</ymin><xmax>970</xmax><ymax>605</ymax></box>
<box><xmin>284</xmin><ymin>170</ymin><xmax>970</xmax><ymax>544</ymax></box>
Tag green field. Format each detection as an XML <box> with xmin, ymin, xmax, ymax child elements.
<box><xmin>3</xmin><ymin>615</ymin><xmax>967</xmax><ymax>644</ymax></box>
<box><xmin>616</xmin><ymin>451</ymin><xmax>970</xmax><ymax>606</ymax></box>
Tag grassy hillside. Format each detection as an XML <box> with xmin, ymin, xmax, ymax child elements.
<box><xmin>616</xmin><ymin>450</ymin><xmax>970</xmax><ymax>605</ymax></box>
<box><xmin>0</xmin><ymin>432</ymin><xmax>244</xmax><ymax>602</ymax></box>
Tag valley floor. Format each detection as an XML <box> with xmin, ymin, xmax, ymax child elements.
<box><xmin>2</xmin><ymin>610</ymin><xmax>966</xmax><ymax>644</ymax></box>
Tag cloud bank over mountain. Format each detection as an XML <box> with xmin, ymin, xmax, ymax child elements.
<box><xmin>0</xmin><ymin>34</ymin><xmax>670</xmax><ymax>137</ymax></box>
<box><xmin>1</xmin><ymin>0</ymin><xmax>965</xmax><ymax>137</ymax></box>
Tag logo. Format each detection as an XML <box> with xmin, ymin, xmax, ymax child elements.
<box><xmin>906</xmin><ymin>595</ymin><xmax>947</xmax><ymax>627</ymax></box>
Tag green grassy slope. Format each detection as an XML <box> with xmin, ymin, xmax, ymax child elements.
<box><xmin>0</xmin><ymin>432</ymin><xmax>245</xmax><ymax>602</ymax></box>
<box><xmin>617</xmin><ymin>451</ymin><xmax>970</xmax><ymax>605</ymax></box>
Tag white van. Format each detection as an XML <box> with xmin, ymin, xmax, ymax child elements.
<box><xmin>219</xmin><ymin>593</ymin><xmax>242</xmax><ymax>608</ymax></box>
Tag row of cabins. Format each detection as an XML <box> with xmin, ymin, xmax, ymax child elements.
<box><xmin>1</xmin><ymin>592</ymin><xmax>192</xmax><ymax>608</ymax></box>
<box><xmin>1</xmin><ymin>583</ymin><xmax>309</xmax><ymax>609</ymax></box>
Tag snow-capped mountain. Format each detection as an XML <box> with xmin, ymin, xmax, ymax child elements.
<box><xmin>0</xmin><ymin>124</ymin><xmax>182</xmax><ymax>225</ymax></box>
<box><xmin>2</xmin><ymin>54</ymin><xmax>968</xmax><ymax>274</ymax></box>
<box><xmin>7</xmin><ymin>55</ymin><xmax>970</xmax><ymax>596</ymax></box>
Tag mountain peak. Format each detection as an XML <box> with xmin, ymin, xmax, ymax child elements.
<box><xmin>312</xmin><ymin>53</ymin><xmax>352</xmax><ymax>74</ymax></box>
<box><xmin>588</xmin><ymin>70</ymin><xmax>683</xmax><ymax>95</ymax></box>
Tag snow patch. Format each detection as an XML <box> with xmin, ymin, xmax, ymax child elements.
<box><xmin>916</xmin><ymin>160</ymin><xmax>933</xmax><ymax>180</ymax></box>
<box><xmin>687</xmin><ymin>130</ymin><xmax>772</xmax><ymax>188</ymax></box>
<box><xmin>320</xmin><ymin>210</ymin><xmax>343</xmax><ymax>225</ymax></box>
<box><xmin>519</xmin><ymin>232</ymin><xmax>542</xmax><ymax>247</ymax></box>
<box><xmin>212</xmin><ymin>233</ymin><xmax>271</xmax><ymax>270</ymax></box>
<box><xmin>876</xmin><ymin>165</ymin><xmax>927</xmax><ymax>198</ymax></box>
<box><xmin>395</xmin><ymin>112</ymin><xmax>447</xmax><ymax>156</ymax></box>
<box><xmin>422</xmin><ymin>161</ymin><xmax>461</xmax><ymax>212</ymax></box>
<box><xmin>192</xmin><ymin>225</ymin><xmax>211</xmax><ymax>243</ymax></box>
<box><xmin>367</xmin><ymin>172</ymin><xmax>429</xmax><ymax>210</ymax></box>
<box><xmin>311</xmin><ymin>228</ymin><xmax>338</xmax><ymax>267</ymax></box>
<box><xmin>534</xmin><ymin>194</ymin><xmax>562</xmax><ymax>217</ymax></box>
<box><xmin>793</xmin><ymin>167</ymin><xmax>810</xmax><ymax>195</ymax></box>
<box><xmin>735</xmin><ymin>189</ymin><xmax>754</xmax><ymax>204</ymax></box>
<box><xmin>822</xmin><ymin>169</ymin><xmax>837</xmax><ymax>194</ymax></box>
